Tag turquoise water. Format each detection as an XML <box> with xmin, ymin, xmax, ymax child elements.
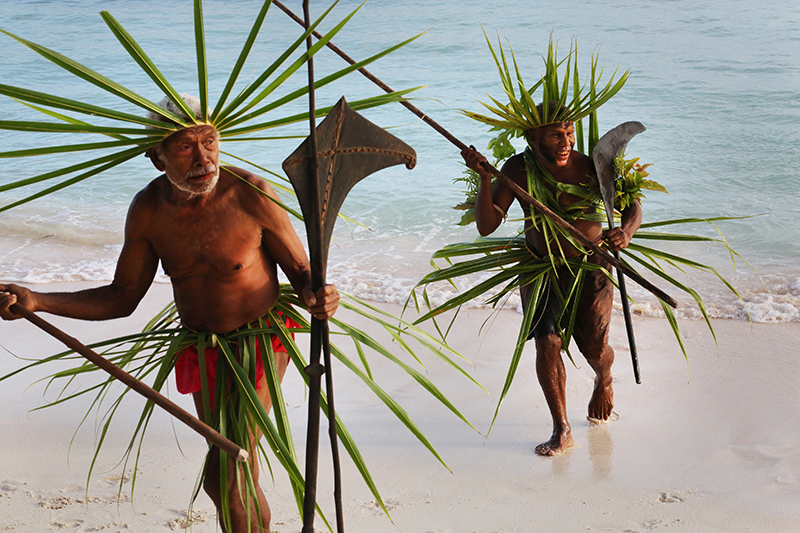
<box><xmin>1</xmin><ymin>0</ymin><xmax>799</xmax><ymax>321</ymax></box>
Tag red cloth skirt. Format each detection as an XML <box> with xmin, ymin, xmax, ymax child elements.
<box><xmin>175</xmin><ymin>314</ymin><xmax>299</xmax><ymax>396</ymax></box>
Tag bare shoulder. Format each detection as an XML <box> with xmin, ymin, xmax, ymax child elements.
<box><xmin>121</xmin><ymin>176</ymin><xmax>171</xmax><ymax>240</ymax></box>
<box><xmin>222</xmin><ymin>166</ymin><xmax>275</xmax><ymax>195</ymax></box>
<box><xmin>221</xmin><ymin>166</ymin><xmax>286</xmax><ymax>216</ymax></box>
<box><xmin>502</xmin><ymin>152</ymin><xmax>526</xmax><ymax>173</ymax></box>
<box><xmin>499</xmin><ymin>153</ymin><xmax>528</xmax><ymax>184</ymax></box>
<box><xmin>128</xmin><ymin>176</ymin><xmax>167</xmax><ymax>219</ymax></box>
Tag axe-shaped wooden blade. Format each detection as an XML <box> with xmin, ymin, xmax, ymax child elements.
<box><xmin>592</xmin><ymin>121</ymin><xmax>646</xmax><ymax>227</ymax></box>
<box><xmin>591</xmin><ymin>120</ymin><xmax>647</xmax><ymax>384</ymax></box>
<box><xmin>282</xmin><ymin>97</ymin><xmax>416</xmax><ymax>271</ymax></box>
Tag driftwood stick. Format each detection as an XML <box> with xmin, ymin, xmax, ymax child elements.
<box><xmin>271</xmin><ymin>0</ymin><xmax>678</xmax><ymax>308</ymax></box>
<box><xmin>11</xmin><ymin>303</ymin><xmax>248</xmax><ymax>463</ymax></box>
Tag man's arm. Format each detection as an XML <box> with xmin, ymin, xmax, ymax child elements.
<box><xmin>603</xmin><ymin>200</ymin><xmax>642</xmax><ymax>252</ymax></box>
<box><xmin>461</xmin><ymin>147</ymin><xmax>518</xmax><ymax>236</ymax></box>
<box><xmin>0</xmin><ymin>194</ymin><xmax>159</xmax><ymax>321</ymax></box>
<box><xmin>244</xmin><ymin>174</ymin><xmax>339</xmax><ymax>320</ymax></box>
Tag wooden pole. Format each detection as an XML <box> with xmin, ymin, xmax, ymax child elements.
<box><xmin>300</xmin><ymin>0</ymin><xmax>323</xmax><ymax>526</ymax></box>
<box><xmin>270</xmin><ymin>0</ymin><xmax>677</xmax><ymax>308</ymax></box>
<box><xmin>11</xmin><ymin>304</ymin><xmax>248</xmax><ymax>462</ymax></box>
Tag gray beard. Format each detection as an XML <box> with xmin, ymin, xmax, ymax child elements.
<box><xmin>168</xmin><ymin>165</ymin><xmax>219</xmax><ymax>197</ymax></box>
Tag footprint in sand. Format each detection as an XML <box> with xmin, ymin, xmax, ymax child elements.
<box><xmin>99</xmin><ymin>472</ymin><xmax>132</xmax><ymax>485</ymax></box>
<box><xmin>363</xmin><ymin>498</ymin><xmax>401</xmax><ymax>517</ymax></box>
<box><xmin>658</xmin><ymin>490</ymin><xmax>694</xmax><ymax>503</ymax></box>
<box><xmin>60</xmin><ymin>483</ymin><xmax>84</xmax><ymax>494</ymax></box>
<box><xmin>50</xmin><ymin>520</ymin><xmax>84</xmax><ymax>530</ymax></box>
<box><xmin>39</xmin><ymin>496</ymin><xmax>75</xmax><ymax>509</ymax></box>
<box><xmin>167</xmin><ymin>510</ymin><xmax>212</xmax><ymax>530</ymax></box>
<box><xmin>0</xmin><ymin>479</ymin><xmax>25</xmax><ymax>493</ymax></box>
<box><xmin>81</xmin><ymin>523</ymin><xmax>130</xmax><ymax>532</ymax></box>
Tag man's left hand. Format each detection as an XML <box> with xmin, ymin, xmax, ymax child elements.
<box><xmin>302</xmin><ymin>284</ymin><xmax>340</xmax><ymax>320</ymax></box>
<box><xmin>603</xmin><ymin>227</ymin><xmax>633</xmax><ymax>252</ymax></box>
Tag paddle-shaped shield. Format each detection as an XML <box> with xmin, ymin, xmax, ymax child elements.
<box><xmin>283</xmin><ymin>96</ymin><xmax>416</xmax><ymax>271</ymax></box>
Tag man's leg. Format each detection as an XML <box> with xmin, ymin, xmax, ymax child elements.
<box><xmin>534</xmin><ymin>333</ymin><xmax>574</xmax><ymax>455</ymax></box>
<box><xmin>523</xmin><ymin>282</ymin><xmax>575</xmax><ymax>456</ymax></box>
<box><xmin>193</xmin><ymin>350</ymin><xmax>291</xmax><ymax>533</ymax></box>
<box><xmin>573</xmin><ymin>270</ymin><xmax>615</xmax><ymax>421</ymax></box>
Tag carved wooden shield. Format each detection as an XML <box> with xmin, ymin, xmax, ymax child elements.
<box><xmin>282</xmin><ymin>97</ymin><xmax>416</xmax><ymax>271</ymax></box>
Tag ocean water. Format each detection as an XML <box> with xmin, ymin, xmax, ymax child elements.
<box><xmin>1</xmin><ymin>0</ymin><xmax>799</xmax><ymax>323</ymax></box>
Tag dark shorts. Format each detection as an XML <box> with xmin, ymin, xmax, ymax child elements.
<box><xmin>526</xmin><ymin>264</ymin><xmax>613</xmax><ymax>340</ymax></box>
<box><xmin>175</xmin><ymin>313</ymin><xmax>299</xmax><ymax>396</ymax></box>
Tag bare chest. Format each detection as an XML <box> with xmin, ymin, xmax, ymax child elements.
<box><xmin>148</xmin><ymin>205</ymin><xmax>265</xmax><ymax>279</ymax></box>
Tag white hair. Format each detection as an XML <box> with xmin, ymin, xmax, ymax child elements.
<box><xmin>146</xmin><ymin>93</ymin><xmax>204</xmax><ymax>126</ymax></box>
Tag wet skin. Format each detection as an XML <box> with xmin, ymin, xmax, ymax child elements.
<box><xmin>463</xmin><ymin>122</ymin><xmax>641</xmax><ymax>456</ymax></box>
<box><xmin>0</xmin><ymin>125</ymin><xmax>339</xmax><ymax>532</ymax></box>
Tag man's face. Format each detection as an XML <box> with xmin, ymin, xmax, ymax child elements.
<box><xmin>158</xmin><ymin>125</ymin><xmax>220</xmax><ymax>196</ymax></box>
<box><xmin>529</xmin><ymin>122</ymin><xmax>575</xmax><ymax>167</ymax></box>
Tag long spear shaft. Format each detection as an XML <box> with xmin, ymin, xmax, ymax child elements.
<box><xmin>10</xmin><ymin>304</ymin><xmax>248</xmax><ymax>462</ymax></box>
<box><xmin>300</xmin><ymin>1</ymin><xmax>344</xmax><ymax>531</ymax></box>
<box><xmin>614</xmin><ymin>250</ymin><xmax>640</xmax><ymax>383</ymax></box>
<box><xmin>300</xmin><ymin>0</ymin><xmax>323</xmax><ymax>526</ymax></box>
<box><xmin>271</xmin><ymin>0</ymin><xmax>677</xmax><ymax>308</ymax></box>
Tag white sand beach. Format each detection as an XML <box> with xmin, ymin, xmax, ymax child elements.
<box><xmin>1</xmin><ymin>282</ymin><xmax>799</xmax><ymax>532</ymax></box>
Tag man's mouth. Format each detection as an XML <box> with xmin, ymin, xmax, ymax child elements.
<box><xmin>186</xmin><ymin>165</ymin><xmax>217</xmax><ymax>180</ymax></box>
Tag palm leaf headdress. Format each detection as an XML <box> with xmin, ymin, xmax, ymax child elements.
<box><xmin>461</xmin><ymin>31</ymin><xmax>630</xmax><ymax>154</ymax></box>
<box><xmin>0</xmin><ymin>0</ymin><xmax>421</xmax><ymax>213</ymax></box>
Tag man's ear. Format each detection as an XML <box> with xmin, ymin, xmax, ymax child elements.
<box><xmin>146</xmin><ymin>146</ymin><xmax>166</xmax><ymax>171</ymax></box>
<box><xmin>524</xmin><ymin>130</ymin><xmax>538</xmax><ymax>150</ymax></box>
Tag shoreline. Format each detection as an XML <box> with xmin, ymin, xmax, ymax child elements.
<box><xmin>1</xmin><ymin>282</ymin><xmax>799</xmax><ymax>531</ymax></box>
<box><xmin>3</xmin><ymin>244</ymin><xmax>799</xmax><ymax>324</ymax></box>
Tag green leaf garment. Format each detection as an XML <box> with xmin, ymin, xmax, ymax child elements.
<box><xmin>410</xmin><ymin>34</ymin><xmax>751</xmax><ymax>435</ymax></box>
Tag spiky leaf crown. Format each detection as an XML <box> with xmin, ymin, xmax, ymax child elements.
<box><xmin>461</xmin><ymin>32</ymin><xmax>630</xmax><ymax>136</ymax></box>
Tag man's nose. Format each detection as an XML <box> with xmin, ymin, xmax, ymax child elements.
<box><xmin>194</xmin><ymin>143</ymin><xmax>211</xmax><ymax>165</ymax></box>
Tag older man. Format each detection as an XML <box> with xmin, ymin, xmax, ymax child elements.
<box><xmin>463</xmin><ymin>114</ymin><xmax>642</xmax><ymax>456</ymax></box>
<box><xmin>0</xmin><ymin>97</ymin><xmax>338</xmax><ymax>532</ymax></box>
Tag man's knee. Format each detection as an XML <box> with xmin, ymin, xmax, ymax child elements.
<box><xmin>535</xmin><ymin>334</ymin><xmax>562</xmax><ymax>359</ymax></box>
<box><xmin>202</xmin><ymin>452</ymin><xmax>241</xmax><ymax>497</ymax></box>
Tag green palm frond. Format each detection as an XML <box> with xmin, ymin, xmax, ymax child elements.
<box><xmin>0</xmin><ymin>0</ymin><xmax>420</xmax><ymax>211</ymax></box>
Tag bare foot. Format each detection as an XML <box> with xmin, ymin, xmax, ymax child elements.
<box><xmin>588</xmin><ymin>373</ymin><xmax>614</xmax><ymax>421</ymax></box>
<box><xmin>535</xmin><ymin>428</ymin><xmax>574</xmax><ymax>456</ymax></box>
